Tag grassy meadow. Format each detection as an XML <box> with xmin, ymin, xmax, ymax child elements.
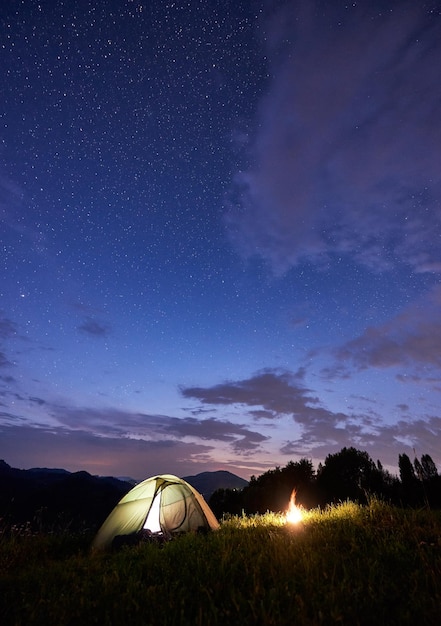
<box><xmin>1</xmin><ymin>500</ymin><xmax>441</xmax><ymax>625</ymax></box>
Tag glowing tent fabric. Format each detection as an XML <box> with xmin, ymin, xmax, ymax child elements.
<box><xmin>92</xmin><ymin>474</ymin><xmax>219</xmax><ymax>549</ymax></box>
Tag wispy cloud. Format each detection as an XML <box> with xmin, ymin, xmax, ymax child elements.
<box><xmin>0</xmin><ymin>352</ymin><xmax>13</xmax><ymax>368</ymax></box>
<box><xmin>78</xmin><ymin>317</ymin><xmax>111</xmax><ymax>337</ymax></box>
<box><xmin>0</xmin><ymin>315</ymin><xmax>19</xmax><ymax>369</ymax></box>
<box><xmin>280</xmin><ymin>413</ymin><xmax>441</xmax><ymax>470</ymax></box>
<box><xmin>47</xmin><ymin>405</ymin><xmax>268</xmax><ymax>455</ymax></box>
<box><xmin>227</xmin><ymin>1</ymin><xmax>441</xmax><ymax>274</ymax></box>
<box><xmin>0</xmin><ymin>315</ymin><xmax>18</xmax><ymax>340</ymax></box>
<box><xmin>333</xmin><ymin>284</ymin><xmax>441</xmax><ymax>374</ymax></box>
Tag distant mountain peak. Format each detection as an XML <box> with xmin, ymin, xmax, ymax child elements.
<box><xmin>183</xmin><ymin>470</ymin><xmax>248</xmax><ymax>499</ymax></box>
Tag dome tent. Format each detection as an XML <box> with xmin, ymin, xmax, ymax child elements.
<box><xmin>92</xmin><ymin>474</ymin><xmax>219</xmax><ymax>549</ymax></box>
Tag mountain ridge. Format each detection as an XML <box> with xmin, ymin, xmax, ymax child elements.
<box><xmin>183</xmin><ymin>470</ymin><xmax>248</xmax><ymax>499</ymax></box>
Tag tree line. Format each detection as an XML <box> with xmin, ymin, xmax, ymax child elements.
<box><xmin>209</xmin><ymin>447</ymin><xmax>441</xmax><ymax>517</ymax></box>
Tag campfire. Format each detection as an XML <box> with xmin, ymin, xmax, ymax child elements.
<box><xmin>285</xmin><ymin>489</ymin><xmax>303</xmax><ymax>524</ymax></box>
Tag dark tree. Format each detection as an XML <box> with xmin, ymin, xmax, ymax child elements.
<box><xmin>420</xmin><ymin>454</ymin><xmax>438</xmax><ymax>480</ymax></box>
<box><xmin>209</xmin><ymin>449</ymin><xmax>441</xmax><ymax>518</ymax></box>
<box><xmin>414</xmin><ymin>457</ymin><xmax>424</xmax><ymax>481</ymax></box>
<box><xmin>316</xmin><ymin>447</ymin><xmax>390</xmax><ymax>505</ymax></box>
<box><xmin>399</xmin><ymin>453</ymin><xmax>424</xmax><ymax>506</ymax></box>
<box><xmin>413</xmin><ymin>453</ymin><xmax>441</xmax><ymax>508</ymax></box>
<box><xmin>242</xmin><ymin>459</ymin><xmax>317</xmax><ymax>513</ymax></box>
<box><xmin>399</xmin><ymin>453</ymin><xmax>416</xmax><ymax>484</ymax></box>
<box><xmin>209</xmin><ymin>488</ymin><xmax>244</xmax><ymax>518</ymax></box>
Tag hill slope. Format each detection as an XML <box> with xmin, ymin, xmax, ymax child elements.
<box><xmin>0</xmin><ymin>460</ymin><xmax>132</xmax><ymax>532</ymax></box>
<box><xmin>183</xmin><ymin>470</ymin><xmax>248</xmax><ymax>499</ymax></box>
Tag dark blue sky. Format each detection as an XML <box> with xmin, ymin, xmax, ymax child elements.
<box><xmin>1</xmin><ymin>0</ymin><xmax>441</xmax><ymax>480</ymax></box>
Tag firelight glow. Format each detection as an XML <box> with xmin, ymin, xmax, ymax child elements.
<box><xmin>285</xmin><ymin>491</ymin><xmax>303</xmax><ymax>525</ymax></box>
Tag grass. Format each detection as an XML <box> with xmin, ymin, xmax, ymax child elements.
<box><xmin>1</xmin><ymin>500</ymin><xmax>441</xmax><ymax>625</ymax></box>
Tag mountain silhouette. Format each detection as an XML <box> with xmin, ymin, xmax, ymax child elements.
<box><xmin>0</xmin><ymin>460</ymin><xmax>132</xmax><ymax>532</ymax></box>
<box><xmin>183</xmin><ymin>470</ymin><xmax>248</xmax><ymax>499</ymax></box>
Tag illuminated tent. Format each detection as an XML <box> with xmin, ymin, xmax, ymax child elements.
<box><xmin>92</xmin><ymin>474</ymin><xmax>219</xmax><ymax>549</ymax></box>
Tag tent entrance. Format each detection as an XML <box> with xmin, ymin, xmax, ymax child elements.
<box><xmin>143</xmin><ymin>491</ymin><xmax>162</xmax><ymax>533</ymax></box>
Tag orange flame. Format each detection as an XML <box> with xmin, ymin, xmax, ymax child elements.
<box><xmin>285</xmin><ymin>489</ymin><xmax>303</xmax><ymax>524</ymax></box>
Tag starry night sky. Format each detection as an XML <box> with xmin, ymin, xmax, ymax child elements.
<box><xmin>1</xmin><ymin>0</ymin><xmax>441</xmax><ymax>480</ymax></box>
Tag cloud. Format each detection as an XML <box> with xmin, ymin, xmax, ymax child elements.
<box><xmin>158</xmin><ymin>416</ymin><xmax>267</xmax><ymax>452</ymax></box>
<box><xmin>0</xmin><ymin>374</ymin><xmax>15</xmax><ymax>384</ymax></box>
<box><xmin>0</xmin><ymin>316</ymin><xmax>18</xmax><ymax>369</ymax></box>
<box><xmin>0</xmin><ymin>174</ymin><xmax>25</xmax><ymax>234</ymax></box>
<box><xmin>334</xmin><ymin>284</ymin><xmax>441</xmax><ymax>373</ymax></box>
<box><xmin>1</xmin><ymin>172</ymin><xmax>51</xmax><ymax>256</ymax></box>
<box><xmin>182</xmin><ymin>368</ymin><xmax>315</xmax><ymax>417</ymax></box>
<box><xmin>226</xmin><ymin>1</ymin><xmax>441</xmax><ymax>273</ymax></box>
<box><xmin>78</xmin><ymin>317</ymin><xmax>110</xmax><ymax>337</ymax></box>
<box><xmin>182</xmin><ymin>367</ymin><xmax>353</xmax><ymax>443</ymax></box>
<box><xmin>0</xmin><ymin>352</ymin><xmax>13</xmax><ymax>368</ymax></box>
<box><xmin>0</xmin><ymin>424</ymin><xmax>218</xmax><ymax>479</ymax></box>
<box><xmin>2</xmin><ymin>378</ymin><xmax>441</xmax><ymax>477</ymax></box>
<box><xmin>180</xmin><ymin>367</ymin><xmax>441</xmax><ymax>469</ymax></box>
<box><xmin>0</xmin><ymin>411</ymin><xmax>28</xmax><ymax>424</ymax></box>
<box><xmin>0</xmin><ymin>401</ymin><xmax>269</xmax><ymax>476</ymax></box>
<box><xmin>47</xmin><ymin>405</ymin><xmax>268</xmax><ymax>455</ymax></box>
<box><xmin>0</xmin><ymin>315</ymin><xmax>18</xmax><ymax>340</ymax></box>
<box><xmin>29</xmin><ymin>396</ymin><xmax>47</xmax><ymax>406</ymax></box>
<box><xmin>281</xmin><ymin>413</ymin><xmax>441</xmax><ymax>471</ymax></box>
<box><xmin>397</xmin><ymin>404</ymin><xmax>409</xmax><ymax>412</ymax></box>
